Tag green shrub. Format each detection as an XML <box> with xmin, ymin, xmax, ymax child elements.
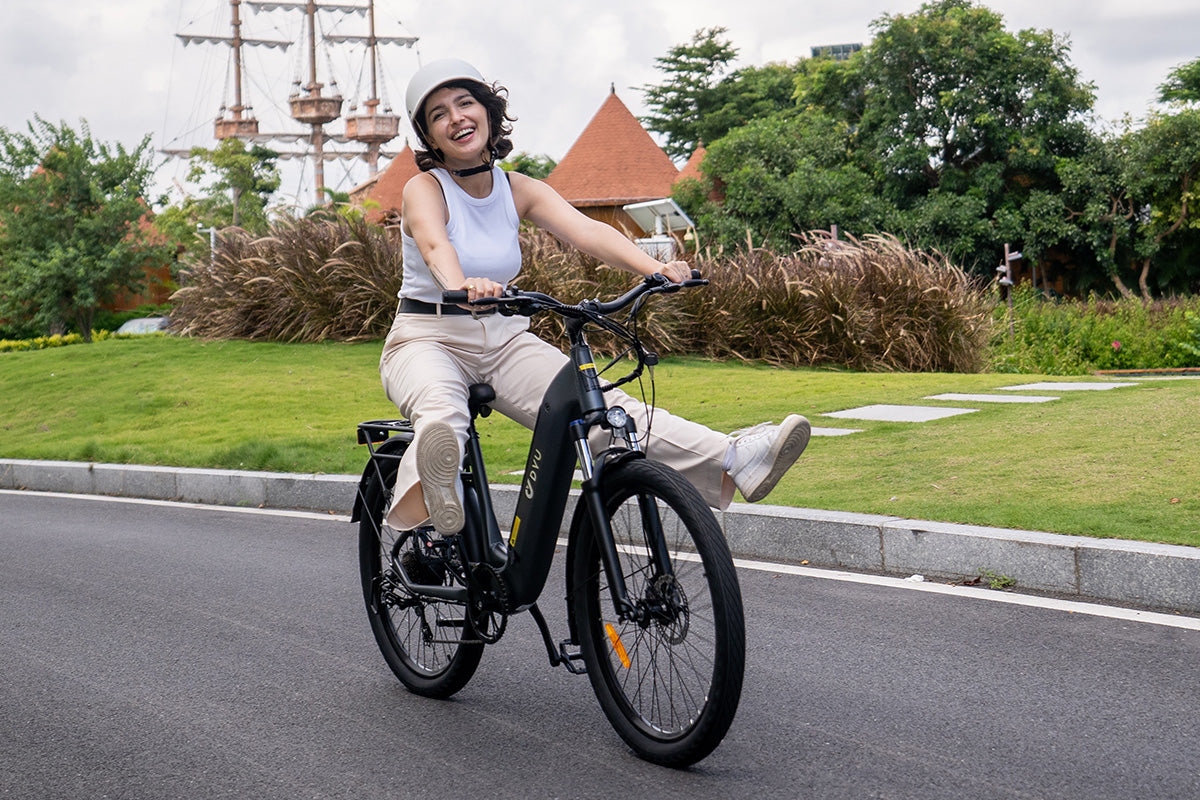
<box><xmin>1174</xmin><ymin>312</ymin><xmax>1200</xmax><ymax>366</ymax></box>
<box><xmin>0</xmin><ymin>330</ymin><xmax>112</xmax><ymax>353</ymax></box>
<box><xmin>990</xmin><ymin>287</ymin><xmax>1200</xmax><ymax>374</ymax></box>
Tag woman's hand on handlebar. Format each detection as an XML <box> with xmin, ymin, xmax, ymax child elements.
<box><xmin>455</xmin><ymin>277</ymin><xmax>503</xmax><ymax>306</ymax></box>
<box><xmin>657</xmin><ymin>260</ymin><xmax>692</xmax><ymax>284</ymax></box>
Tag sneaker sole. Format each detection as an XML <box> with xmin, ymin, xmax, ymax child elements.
<box><xmin>741</xmin><ymin>414</ymin><xmax>811</xmax><ymax>503</ymax></box>
<box><xmin>416</xmin><ymin>421</ymin><xmax>464</xmax><ymax>534</ymax></box>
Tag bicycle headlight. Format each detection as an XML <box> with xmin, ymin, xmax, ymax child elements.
<box><xmin>605</xmin><ymin>407</ymin><xmax>629</xmax><ymax>430</ymax></box>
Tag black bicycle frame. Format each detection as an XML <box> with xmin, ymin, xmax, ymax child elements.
<box><xmin>353</xmin><ymin>303</ymin><xmax>676</xmax><ymax>625</ymax></box>
<box><xmin>500</xmin><ymin>321</ymin><xmax>643</xmax><ymax>614</ymax></box>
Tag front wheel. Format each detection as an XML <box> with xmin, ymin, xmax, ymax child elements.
<box><xmin>570</xmin><ymin>459</ymin><xmax>745</xmax><ymax>767</ymax></box>
<box><xmin>358</xmin><ymin>457</ymin><xmax>484</xmax><ymax>698</ymax></box>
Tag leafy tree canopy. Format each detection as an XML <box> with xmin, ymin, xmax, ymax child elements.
<box><xmin>186</xmin><ymin>138</ymin><xmax>280</xmax><ymax>229</ymax></box>
<box><xmin>665</xmin><ymin>0</ymin><xmax>1109</xmax><ymax>281</ymax></box>
<box><xmin>503</xmin><ymin>151</ymin><xmax>557</xmax><ymax>179</ymax></box>
<box><xmin>640</xmin><ymin>27</ymin><xmax>739</xmax><ymax>160</ymax></box>
<box><xmin>0</xmin><ymin>117</ymin><xmax>170</xmax><ymax>340</ymax></box>
<box><xmin>858</xmin><ymin>0</ymin><xmax>1095</xmax><ymax>202</ymax></box>
<box><xmin>155</xmin><ymin>138</ymin><xmax>280</xmax><ymax>264</ymax></box>
<box><xmin>1159</xmin><ymin>57</ymin><xmax>1200</xmax><ymax>105</ymax></box>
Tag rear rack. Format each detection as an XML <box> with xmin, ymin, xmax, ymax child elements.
<box><xmin>356</xmin><ymin>419</ymin><xmax>414</xmax><ymax>445</ymax></box>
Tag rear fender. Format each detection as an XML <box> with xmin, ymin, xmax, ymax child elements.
<box><xmin>350</xmin><ymin>434</ymin><xmax>412</xmax><ymax>522</ymax></box>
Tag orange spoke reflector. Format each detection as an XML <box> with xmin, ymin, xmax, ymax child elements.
<box><xmin>605</xmin><ymin>623</ymin><xmax>631</xmax><ymax>669</ymax></box>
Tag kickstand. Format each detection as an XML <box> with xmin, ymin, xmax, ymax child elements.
<box><xmin>528</xmin><ymin>604</ymin><xmax>587</xmax><ymax>675</ymax></box>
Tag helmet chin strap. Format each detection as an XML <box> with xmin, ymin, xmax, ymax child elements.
<box><xmin>449</xmin><ymin>145</ymin><xmax>498</xmax><ymax>178</ymax></box>
<box><xmin>450</xmin><ymin>163</ymin><xmax>492</xmax><ymax>177</ymax></box>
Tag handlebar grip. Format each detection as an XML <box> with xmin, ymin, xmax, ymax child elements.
<box><xmin>442</xmin><ymin>290</ymin><xmax>469</xmax><ymax>304</ymax></box>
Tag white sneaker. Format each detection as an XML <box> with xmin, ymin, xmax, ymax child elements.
<box><xmin>728</xmin><ymin>415</ymin><xmax>811</xmax><ymax>503</ymax></box>
<box><xmin>416</xmin><ymin>421</ymin><xmax>464</xmax><ymax>534</ymax></box>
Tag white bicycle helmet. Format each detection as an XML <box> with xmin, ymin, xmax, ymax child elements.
<box><xmin>405</xmin><ymin>58</ymin><xmax>487</xmax><ymax>143</ymax></box>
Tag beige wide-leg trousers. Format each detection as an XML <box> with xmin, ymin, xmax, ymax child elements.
<box><xmin>379</xmin><ymin>311</ymin><xmax>734</xmax><ymax>530</ymax></box>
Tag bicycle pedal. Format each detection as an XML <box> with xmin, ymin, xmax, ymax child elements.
<box><xmin>557</xmin><ymin>641</ymin><xmax>588</xmax><ymax>675</ymax></box>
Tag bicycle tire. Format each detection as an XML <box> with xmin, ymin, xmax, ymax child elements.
<box><xmin>358</xmin><ymin>456</ymin><xmax>484</xmax><ymax>698</ymax></box>
<box><xmin>570</xmin><ymin>459</ymin><xmax>745</xmax><ymax>767</ymax></box>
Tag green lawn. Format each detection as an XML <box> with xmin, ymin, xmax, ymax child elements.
<box><xmin>2</xmin><ymin>337</ymin><xmax>1197</xmax><ymax>547</ymax></box>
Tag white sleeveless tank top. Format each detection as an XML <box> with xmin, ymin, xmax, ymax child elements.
<box><xmin>399</xmin><ymin>166</ymin><xmax>522</xmax><ymax>303</ymax></box>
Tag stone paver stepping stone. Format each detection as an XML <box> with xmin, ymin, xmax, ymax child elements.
<box><xmin>824</xmin><ymin>404</ymin><xmax>978</xmax><ymax>422</ymax></box>
<box><xmin>997</xmin><ymin>381</ymin><xmax>1138</xmax><ymax>391</ymax></box>
<box><xmin>925</xmin><ymin>393</ymin><xmax>1059</xmax><ymax>404</ymax></box>
<box><xmin>811</xmin><ymin>426</ymin><xmax>863</xmax><ymax>437</ymax></box>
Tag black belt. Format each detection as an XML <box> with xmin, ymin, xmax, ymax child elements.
<box><xmin>398</xmin><ymin>298</ymin><xmax>494</xmax><ymax>316</ymax></box>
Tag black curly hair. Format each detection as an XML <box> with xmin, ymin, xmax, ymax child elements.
<box><xmin>413</xmin><ymin>79</ymin><xmax>516</xmax><ymax>172</ymax></box>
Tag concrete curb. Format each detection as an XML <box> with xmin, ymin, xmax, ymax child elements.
<box><xmin>3</xmin><ymin>458</ymin><xmax>1198</xmax><ymax>616</ymax></box>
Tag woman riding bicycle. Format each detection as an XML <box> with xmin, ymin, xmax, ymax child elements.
<box><xmin>381</xmin><ymin>57</ymin><xmax>810</xmax><ymax>534</ymax></box>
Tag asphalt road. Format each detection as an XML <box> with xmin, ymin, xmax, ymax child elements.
<box><xmin>2</xmin><ymin>491</ymin><xmax>1199</xmax><ymax>799</ymax></box>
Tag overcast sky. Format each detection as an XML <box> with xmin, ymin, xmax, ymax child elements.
<box><xmin>3</xmin><ymin>0</ymin><xmax>1197</xmax><ymax>207</ymax></box>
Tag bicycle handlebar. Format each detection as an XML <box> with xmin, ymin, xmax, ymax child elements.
<box><xmin>442</xmin><ymin>270</ymin><xmax>705</xmax><ymax>320</ymax></box>
<box><xmin>442</xmin><ymin>270</ymin><xmax>707</xmax><ymax>392</ymax></box>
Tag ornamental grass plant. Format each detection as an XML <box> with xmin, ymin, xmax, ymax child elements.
<box><xmin>170</xmin><ymin>215</ymin><xmax>403</xmax><ymax>342</ymax></box>
<box><xmin>170</xmin><ymin>220</ymin><xmax>991</xmax><ymax>373</ymax></box>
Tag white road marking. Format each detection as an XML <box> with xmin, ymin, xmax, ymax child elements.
<box><xmin>9</xmin><ymin>489</ymin><xmax>1198</xmax><ymax>631</ymax></box>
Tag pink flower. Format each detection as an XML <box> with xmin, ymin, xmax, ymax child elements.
<box><xmin>1112</xmin><ymin>340</ymin><xmax>1121</xmax><ymax>350</ymax></box>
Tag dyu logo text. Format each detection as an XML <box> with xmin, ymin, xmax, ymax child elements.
<box><xmin>523</xmin><ymin>448</ymin><xmax>543</xmax><ymax>499</ymax></box>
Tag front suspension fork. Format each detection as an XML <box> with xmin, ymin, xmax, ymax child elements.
<box><xmin>571</xmin><ymin>416</ymin><xmax>675</xmax><ymax>624</ymax></box>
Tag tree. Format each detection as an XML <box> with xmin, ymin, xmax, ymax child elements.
<box><xmin>1058</xmin><ymin>112</ymin><xmax>1200</xmax><ymax>299</ymax></box>
<box><xmin>640</xmin><ymin>27</ymin><xmax>739</xmax><ymax>160</ymax></box>
<box><xmin>185</xmin><ymin>138</ymin><xmax>280</xmax><ymax>229</ymax></box>
<box><xmin>156</xmin><ymin>138</ymin><xmax>280</xmax><ymax>265</ymax></box>
<box><xmin>1159</xmin><ymin>58</ymin><xmax>1200</xmax><ymax>105</ymax></box>
<box><xmin>672</xmin><ymin>1</ymin><xmax>1098</xmax><ymax>274</ymax></box>
<box><xmin>859</xmin><ymin>0</ymin><xmax>1094</xmax><ymax>200</ymax></box>
<box><xmin>1123</xmin><ymin>110</ymin><xmax>1200</xmax><ymax>297</ymax></box>
<box><xmin>0</xmin><ymin>118</ymin><xmax>170</xmax><ymax>340</ymax></box>
<box><xmin>502</xmin><ymin>151</ymin><xmax>557</xmax><ymax>179</ymax></box>
<box><xmin>695</xmin><ymin>62</ymin><xmax>803</xmax><ymax>149</ymax></box>
<box><xmin>677</xmin><ymin>110</ymin><xmax>890</xmax><ymax>251</ymax></box>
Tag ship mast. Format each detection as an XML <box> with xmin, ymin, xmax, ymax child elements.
<box><xmin>173</xmin><ymin>0</ymin><xmax>417</xmax><ymax>204</ymax></box>
<box><xmin>281</xmin><ymin>0</ymin><xmax>344</xmax><ymax>202</ymax></box>
<box><xmin>336</xmin><ymin>0</ymin><xmax>415</xmax><ymax>176</ymax></box>
<box><xmin>249</xmin><ymin>0</ymin><xmax>416</xmax><ymax>199</ymax></box>
<box><xmin>176</xmin><ymin>0</ymin><xmax>291</xmax><ymax>140</ymax></box>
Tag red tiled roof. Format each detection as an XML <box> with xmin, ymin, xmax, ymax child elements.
<box><xmin>675</xmin><ymin>143</ymin><xmax>707</xmax><ymax>186</ymax></box>
<box><xmin>355</xmin><ymin>144</ymin><xmax>420</xmax><ymax>220</ymax></box>
<box><xmin>544</xmin><ymin>89</ymin><xmax>679</xmax><ymax>207</ymax></box>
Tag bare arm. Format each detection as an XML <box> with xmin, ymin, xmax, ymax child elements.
<box><xmin>508</xmin><ymin>172</ymin><xmax>691</xmax><ymax>283</ymax></box>
<box><xmin>401</xmin><ymin>173</ymin><xmax>504</xmax><ymax>299</ymax></box>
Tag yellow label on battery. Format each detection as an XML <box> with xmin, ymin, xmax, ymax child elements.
<box><xmin>578</xmin><ymin>362</ymin><xmax>596</xmax><ymax>372</ymax></box>
<box><xmin>509</xmin><ymin>517</ymin><xmax>521</xmax><ymax>548</ymax></box>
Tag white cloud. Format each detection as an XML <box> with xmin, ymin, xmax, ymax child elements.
<box><xmin>2</xmin><ymin>0</ymin><xmax>1194</xmax><ymax>204</ymax></box>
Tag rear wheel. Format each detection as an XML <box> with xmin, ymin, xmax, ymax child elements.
<box><xmin>358</xmin><ymin>456</ymin><xmax>483</xmax><ymax>698</ymax></box>
<box><xmin>570</xmin><ymin>459</ymin><xmax>745</xmax><ymax>767</ymax></box>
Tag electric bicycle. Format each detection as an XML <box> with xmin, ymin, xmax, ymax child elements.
<box><xmin>351</xmin><ymin>272</ymin><xmax>745</xmax><ymax>767</ymax></box>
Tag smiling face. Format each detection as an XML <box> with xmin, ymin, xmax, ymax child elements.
<box><xmin>421</xmin><ymin>85</ymin><xmax>491</xmax><ymax>168</ymax></box>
